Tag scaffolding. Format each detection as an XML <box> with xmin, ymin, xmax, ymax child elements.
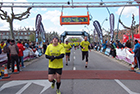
<box><xmin>0</xmin><ymin>1</ymin><xmax>139</xmax><ymax>8</ymax></box>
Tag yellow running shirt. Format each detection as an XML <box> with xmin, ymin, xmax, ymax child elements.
<box><xmin>45</xmin><ymin>44</ymin><xmax>65</xmax><ymax>69</ymax></box>
<box><xmin>58</xmin><ymin>43</ymin><xmax>64</xmax><ymax>46</ymax></box>
<box><xmin>64</xmin><ymin>43</ymin><xmax>71</xmax><ymax>53</ymax></box>
<box><xmin>80</xmin><ymin>41</ymin><xmax>90</xmax><ymax>51</ymax></box>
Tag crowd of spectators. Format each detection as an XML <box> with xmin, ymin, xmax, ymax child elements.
<box><xmin>0</xmin><ymin>39</ymin><xmax>48</xmax><ymax>73</ymax></box>
<box><xmin>92</xmin><ymin>39</ymin><xmax>140</xmax><ymax>70</ymax></box>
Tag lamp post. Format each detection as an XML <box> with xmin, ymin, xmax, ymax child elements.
<box><xmin>101</xmin><ymin>18</ymin><xmax>108</xmax><ymax>27</ymax></box>
<box><xmin>84</xmin><ymin>26</ymin><xmax>90</xmax><ymax>34</ymax></box>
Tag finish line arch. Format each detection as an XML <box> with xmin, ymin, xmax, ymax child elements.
<box><xmin>60</xmin><ymin>31</ymin><xmax>90</xmax><ymax>42</ymax></box>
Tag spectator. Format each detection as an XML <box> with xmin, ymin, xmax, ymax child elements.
<box><xmin>17</xmin><ymin>41</ymin><xmax>25</xmax><ymax>68</ymax></box>
<box><xmin>116</xmin><ymin>40</ymin><xmax>124</xmax><ymax>48</ymax></box>
<box><xmin>133</xmin><ymin>40</ymin><xmax>140</xmax><ymax>52</ymax></box>
<box><xmin>43</xmin><ymin>42</ymin><xmax>47</xmax><ymax>54</ymax></box>
<box><xmin>102</xmin><ymin>40</ymin><xmax>107</xmax><ymax>52</ymax></box>
<box><xmin>0</xmin><ymin>41</ymin><xmax>6</xmax><ymax>50</ymax></box>
<box><xmin>3</xmin><ymin>39</ymin><xmax>11</xmax><ymax>70</ymax></box>
<box><xmin>134</xmin><ymin>47</ymin><xmax>140</xmax><ymax>70</ymax></box>
<box><xmin>8</xmin><ymin>40</ymin><xmax>19</xmax><ymax>73</ymax></box>
<box><xmin>109</xmin><ymin>41</ymin><xmax>116</xmax><ymax>58</ymax></box>
<box><xmin>125</xmin><ymin>40</ymin><xmax>131</xmax><ymax>48</ymax></box>
<box><xmin>25</xmin><ymin>42</ymin><xmax>29</xmax><ymax>48</ymax></box>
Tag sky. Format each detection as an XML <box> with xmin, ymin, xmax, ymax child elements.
<box><xmin>0</xmin><ymin>0</ymin><xmax>139</xmax><ymax>36</ymax></box>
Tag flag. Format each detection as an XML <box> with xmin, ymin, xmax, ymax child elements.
<box><xmin>110</xmin><ymin>13</ymin><xmax>115</xmax><ymax>41</ymax></box>
<box><xmin>35</xmin><ymin>14</ymin><xmax>42</xmax><ymax>42</ymax></box>
<box><xmin>93</xmin><ymin>20</ymin><xmax>103</xmax><ymax>44</ymax></box>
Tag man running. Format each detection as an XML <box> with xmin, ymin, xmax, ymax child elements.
<box><xmin>64</xmin><ymin>40</ymin><xmax>72</xmax><ymax>66</ymax></box>
<box><xmin>45</xmin><ymin>36</ymin><xmax>65</xmax><ymax>94</ymax></box>
<box><xmin>80</xmin><ymin>36</ymin><xmax>91</xmax><ymax>68</ymax></box>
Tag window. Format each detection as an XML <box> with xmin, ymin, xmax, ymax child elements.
<box><xmin>21</xmin><ymin>32</ymin><xmax>23</xmax><ymax>35</ymax></box>
<box><xmin>28</xmin><ymin>32</ymin><xmax>30</xmax><ymax>35</ymax></box>
<box><xmin>25</xmin><ymin>33</ymin><xmax>27</xmax><ymax>35</ymax></box>
<box><xmin>7</xmin><ymin>32</ymin><xmax>9</xmax><ymax>35</ymax></box>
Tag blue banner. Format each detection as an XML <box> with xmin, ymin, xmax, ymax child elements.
<box><xmin>35</xmin><ymin>14</ymin><xmax>42</xmax><ymax>42</ymax></box>
<box><xmin>93</xmin><ymin>20</ymin><xmax>103</xmax><ymax>44</ymax></box>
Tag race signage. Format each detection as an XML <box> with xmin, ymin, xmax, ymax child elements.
<box><xmin>60</xmin><ymin>12</ymin><xmax>90</xmax><ymax>25</ymax></box>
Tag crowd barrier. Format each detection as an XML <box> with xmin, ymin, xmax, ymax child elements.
<box><xmin>94</xmin><ymin>47</ymin><xmax>134</xmax><ymax>64</ymax></box>
<box><xmin>0</xmin><ymin>48</ymin><xmax>41</xmax><ymax>65</ymax></box>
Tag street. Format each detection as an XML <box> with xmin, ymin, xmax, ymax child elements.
<box><xmin>0</xmin><ymin>49</ymin><xmax>140</xmax><ymax>94</ymax></box>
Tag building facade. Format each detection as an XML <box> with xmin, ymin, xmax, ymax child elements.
<box><xmin>0</xmin><ymin>30</ymin><xmax>35</xmax><ymax>41</ymax></box>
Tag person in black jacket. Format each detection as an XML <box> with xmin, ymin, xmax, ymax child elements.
<box><xmin>109</xmin><ymin>41</ymin><xmax>116</xmax><ymax>58</ymax></box>
<box><xmin>43</xmin><ymin>42</ymin><xmax>47</xmax><ymax>54</ymax></box>
<box><xmin>134</xmin><ymin>47</ymin><xmax>140</xmax><ymax>70</ymax></box>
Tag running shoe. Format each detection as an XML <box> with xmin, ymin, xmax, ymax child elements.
<box><xmin>51</xmin><ymin>79</ymin><xmax>56</xmax><ymax>89</ymax></box>
<box><xmin>66</xmin><ymin>63</ymin><xmax>68</xmax><ymax>66</ymax></box>
<box><xmin>56</xmin><ymin>89</ymin><xmax>61</xmax><ymax>94</ymax></box>
<box><xmin>85</xmin><ymin>65</ymin><xmax>87</xmax><ymax>68</ymax></box>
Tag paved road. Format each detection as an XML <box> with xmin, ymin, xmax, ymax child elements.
<box><xmin>0</xmin><ymin>49</ymin><xmax>140</xmax><ymax>94</ymax></box>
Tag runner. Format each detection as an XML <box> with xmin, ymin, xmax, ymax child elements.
<box><xmin>80</xmin><ymin>36</ymin><xmax>91</xmax><ymax>68</ymax></box>
<box><xmin>64</xmin><ymin>40</ymin><xmax>72</xmax><ymax>66</ymax></box>
<box><xmin>45</xmin><ymin>36</ymin><xmax>65</xmax><ymax>94</ymax></box>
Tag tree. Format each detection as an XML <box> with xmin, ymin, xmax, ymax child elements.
<box><xmin>119</xmin><ymin>14</ymin><xmax>139</xmax><ymax>47</ymax></box>
<box><xmin>0</xmin><ymin>6</ymin><xmax>32</xmax><ymax>40</ymax></box>
<box><xmin>29</xmin><ymin>33</ymin><xmax>35</xmax><ymax>42</ymax></box>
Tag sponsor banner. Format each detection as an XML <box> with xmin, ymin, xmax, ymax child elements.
<box><xmin>110</xmin><ymin>13</ymin><xmax>115</xmax><ymax>41</ymax></box>
<box><xmin>123</xmin><ymin>34</ymin><xmax>140</xmax><ymax>43</ymax></box>
<box><xmin>35</xmin><ymin>14</ymin><xmax>42</xmax><ymax>42</ymax></box>
<box><xmin>40</xmin><ymin>22</ymin><xmax>46</xmax><ymax>42</ymax></box>
<box><xmin>93</xmin><ymin>20</ymin><xmax>103</xmax><ymax>43</ymax></box>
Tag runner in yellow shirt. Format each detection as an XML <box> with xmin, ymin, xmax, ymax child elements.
<box><xmin>45</xmin><ymin>36</ymin><xmax>65</xmax><ymax>94</ymax></box>
<box><xmin>80</xmin><ymin>36</ymin><xmax>91</xmax><ymax>68</ymax></box>
<box><xmin>64</xmin><ymin>41</ymin><xmax>72</xmax><ymax>66</ymax></box>
<box><xmin>59</xmin><ymin>40</ymin><xmax>64</xmax><ymax>47</ymax></box>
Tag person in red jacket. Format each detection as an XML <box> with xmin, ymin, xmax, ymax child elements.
<box><xmin>17</xmin><ymin>41</ymin><xmax>25</xmax><ymax>68</ymax></box>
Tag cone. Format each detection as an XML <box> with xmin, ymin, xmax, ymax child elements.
<box><xmin>2</xmin><ymin>67</ymin><xmax>10</xmax><ymax>79</ymax></box>
<box><xmin>129</xmin><ymin>62</ymin><xmax>136</xmax><ymax>72</ymax></box>
<box><xmin>13</xmin><ymin>64</ymin><xmax>19</xmax><ymax>74</ymax></box>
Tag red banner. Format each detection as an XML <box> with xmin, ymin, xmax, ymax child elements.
<box><xmin>123</xmin><ymin>34</ymin><xmax>140</xmax><ymax>43</ymax></box>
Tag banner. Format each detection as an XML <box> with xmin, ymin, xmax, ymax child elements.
<box><xmin>109</xmin><ymin>13</ymin><xmax>115</xmax><ymax>41</ymax></box>
<box><xmin>40</xmin><ymin>22</ymin><xmax>46</xmax><ymax>42</ymax></box>
<box><xmin>35</xmin><ymin>14</ymin><xmax>42</xmax><ymax>42</ymax></box>
<box><xmin>93</xmin><ymin>20</ymin><xmax>103</xmax><ymax>44</ymax></box>
<box><xmin>35</xmin><ymin>14</ymin><xmax>46</xmax><ymax>43</ymax></box>
<box><xmin>123</xmin><ymin>34</ymin><xmax>140</xmax><ymax>43</ymax></box>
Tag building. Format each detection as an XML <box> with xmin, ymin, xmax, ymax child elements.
<box><xmin>0</xmin><ymin>30</ymin><xmax>35</xmax><ymax>41</ymax></box>
<box><xmin>114</xmin><ymin>27</ymin><xmax>139</xmax><ymax>43</ymax></box>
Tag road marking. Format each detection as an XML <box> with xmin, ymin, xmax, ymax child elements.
<box><xmin>16</xmin><ymin>82</ymin><xmax>31</xmax><ymax>94</ymax></box>
<box><xmin>74</xmin><ymin>56</ymin><xmax>75</xmax><ymax>59</ymax></box>
<box><xmin>73</xmin><ymin>67</ymin><xmax>76</xmax><ymax>70</ymax></box>
<box><xmin>115</xmin><ymin>79</ymin><xmax>139</xmax><ymax>94</ymax></box>
<box><xmin>0</xmin><ymin>80</ymin><xmax>51</xmax><ymax>94</ymax></box>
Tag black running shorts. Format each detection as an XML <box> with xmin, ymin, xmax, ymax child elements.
<box><xmin>48</xmin><ymin>68</ymin><xmax>62</xmax><ymax>75</ymax></box>
<box><xmin>66</xmin><ymin>53</ymin><xmax>70</xmax><ymax>56</ymax></box>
